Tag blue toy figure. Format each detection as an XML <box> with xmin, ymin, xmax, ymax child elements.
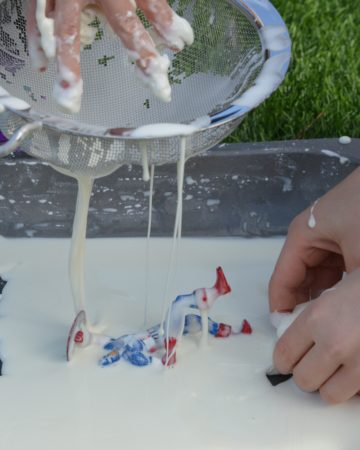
<box><xmin>66</xmin><ymin>267</ymin><xmax>252</xmax><ymax>368</ymax></box>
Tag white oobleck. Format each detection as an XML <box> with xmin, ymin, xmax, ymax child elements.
<box><xmin>0</xmin><ymin>237</ymin><xmax>359</xmax><ymax>450</ymax></box>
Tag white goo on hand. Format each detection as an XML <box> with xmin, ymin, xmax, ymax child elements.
<box><xmin>161</xmin><ymin>12</ymin><xmax>194</xmax><ymax>51</ymax></box>
<box><xmin>308</xmin><ymin>200</ymin><xmax>319</xmax><ymax>229</ymax></box>
<box><xmin>271</xmin><ymin>302</ymin><xmax>310</xmax><ymax>338</ymax></box>
<box><xmin>53</xmin><ymin>67</ymin><xmax>83</xmax><ymax>114</ymax></box>
<box><xmin>36</xmin><ymin>0</ymin><xmax>56</xmax><ymax>59</ymax></box>
<box><xmin>135</xmin><ymin>54</ymin><xmax>172</xmax><ymax>103</ymax></box>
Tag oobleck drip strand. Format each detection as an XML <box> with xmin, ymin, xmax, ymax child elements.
<box><xmin>59</xmin><ymin>138</ymin><xmax>246</xmax><ymax>370</ymax></box>
<box><xmin>308</xmin><ymin>200</ymin><xmax>318</xmax><ymax>229</ymax></box>
<box><xmin>63</xmin><ymin>136</ymin><xmax>191</xmax><ymax>366</ymax></box>
<box><xmin>69</xmin><ymin>176</ymin><xmax>94</xmax><ymax>316</ymax></box>
<box><xmin>161</xmin><ymin>139</ymin><xmax>186</xmax><ymax>346</ymax></box>
<box><xmin>143</xmin><ymin>164</ymin><xmax>155</xmax><ymax>326</ymax></box>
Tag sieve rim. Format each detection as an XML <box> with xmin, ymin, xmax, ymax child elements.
<box><xmin>1</xmin><ymin>0</ymin><xmax>291</xmax><ymax>141</ymax></box>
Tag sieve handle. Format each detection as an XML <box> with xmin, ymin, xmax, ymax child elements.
<box><xmin>0</xmin><ymin>122</ymin><xmax>42</xmax><ymax>158</ymax></box>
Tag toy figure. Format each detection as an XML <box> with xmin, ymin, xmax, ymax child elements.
<box><xmin>66</xmin><ymin>268</ymin><xmax>252</xmax><ymax>368</ymax></box>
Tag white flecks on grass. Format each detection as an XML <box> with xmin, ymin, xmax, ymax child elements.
<box><xmin>209</xmin><ymin>11</ymin><xmax>215</xmax><ymax>25</ymax></box>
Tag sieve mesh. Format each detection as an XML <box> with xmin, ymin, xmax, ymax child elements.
<box><xmin>0</xmin><ymin>0</ymin><xmax>262</xmax><ymax>127</ymax></box>
<box><xmin>0</xmin><ymin>109</ymin><xmax>242</xmax><ymax>176</ymax></box>
<box><xmin>0</xmin><ymin>0</ymin><xmax>290</xmax><ymax>177</ymax></box>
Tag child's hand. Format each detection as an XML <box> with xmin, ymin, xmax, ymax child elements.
<box><xmin>272</xmin><ymin>268</ymin><xmax>360</xmax><ymax>404</ymax></box>
<box><xmin>27</xmin><ymin>0</ymin><xmax>194</xmax><ymax>113</ymax></box>
<box><xmin>269</xmin><ymin>167</ymin><xmax>360</xmax><ymax>402</ymax></box>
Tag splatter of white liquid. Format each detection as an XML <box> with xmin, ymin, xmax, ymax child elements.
<box><xmin>339</xmin><ymin>136</ymin><xmax>352</xmax><ymax>145</ymax></box>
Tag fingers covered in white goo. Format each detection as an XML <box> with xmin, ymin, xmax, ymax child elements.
<box><xmin>100</xmin><ymin>0</ymin><xmax>172</xmax><ymax>102</ymax></box>
<box><xmin>28</xmin><ymin>0</ymin><xmax>194</xmax><ymax>113</ymax></box>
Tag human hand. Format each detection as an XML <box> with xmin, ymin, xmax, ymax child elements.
<box><xmin>269</xmin><ymin>167</ymin><xmax>360</xmax><ymax>313</ymax></box>
<box><xmin>27</xmin><ymin>0</ymin><xmax>194</xmax><ymax>113</ymax></box>
<box><xmin>272</xmin><ymin>268</ymin><xmax>360</xmax><ymax>404</ymax></box>
<box><xmin>269</xmin><ymin>167</ymin><xmax>360</xmax><ymax>402</ymax></box>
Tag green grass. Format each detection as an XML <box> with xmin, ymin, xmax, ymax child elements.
<box><xmin>228</xmin><ymin>0</ymin><xmax>360</xmax><ymax>142</ymax></box>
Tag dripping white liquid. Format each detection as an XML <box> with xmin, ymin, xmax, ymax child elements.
<box><xmin>69</xmin><ymin>176</ymin><xmax>94</xmax><ymax>317</ymax></box>
<box><xmin>140</xmin><ymin>142</ymin><xmax>150</xmax><ymax>182</ymax></box>
<box><xmin>163</xmin><ymin>138</ymin><xmax>186</xmax><ymax>367</ymax></box>
<box><xmin>308</xmin><ymin>200</ymin><xmax>318</xmax><ymax>229</ymax></box>
<box><xmin>143</xmin><ymin>164</ymin><xmax>155</xmax><ymax>326</ymax></box>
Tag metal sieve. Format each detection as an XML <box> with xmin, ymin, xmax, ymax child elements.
<box><xmin>0</xmin><ymin>0</ymin><xmax>291</xmax><ymax>177</ymax></box>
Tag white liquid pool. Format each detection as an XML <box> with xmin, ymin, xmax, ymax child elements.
<box><xmin>0</xmin><ymin>237</ymin><xmax>358</xmax><ymax>450</ymax></box>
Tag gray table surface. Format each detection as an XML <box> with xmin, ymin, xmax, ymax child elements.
<box><xmin>0</xmin><ymin>138</ymin><xmax>359</xmax><ymax>238</ymax></box>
